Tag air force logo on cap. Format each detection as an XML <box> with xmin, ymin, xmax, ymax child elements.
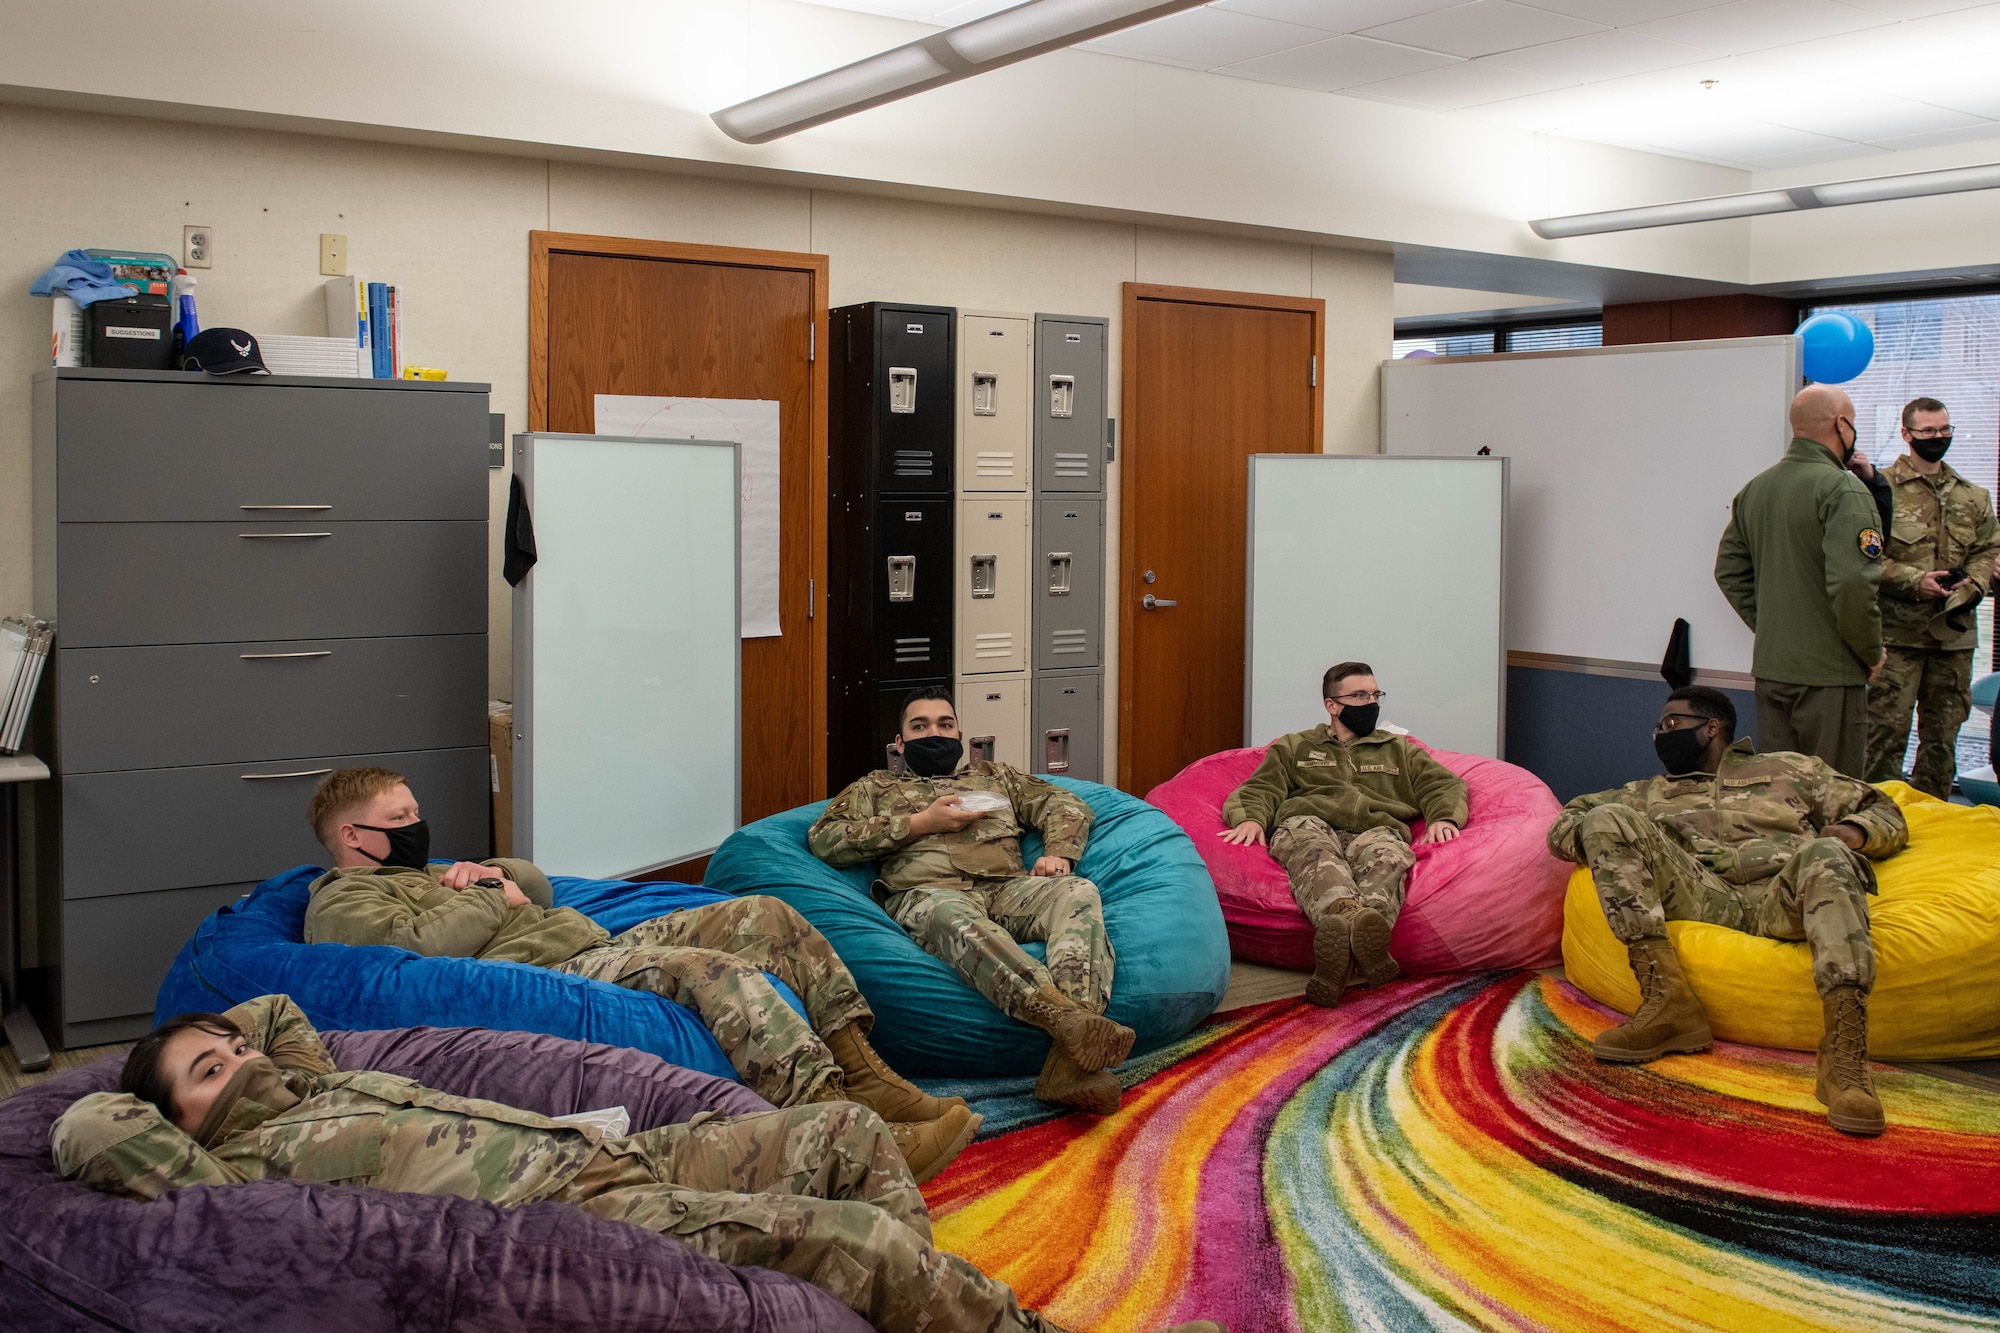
<box><xmin>181</xmin><ymin>327</ymin><xmax>271</xmax><ymax>376</ymax></box>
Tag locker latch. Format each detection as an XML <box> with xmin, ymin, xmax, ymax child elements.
<box><xmin>972</xmin><ymin>372</ymin><xmax>998</xmax><ymax>417</ymax></box>
<box><xmin>1045</xmin><ymin>728</ymin><xmax>1071</xmax><ymax>773</ymax></box>
<box><xmin>971</xmin><ymin>554</ymin><xmax>997</xmax><ymax>599</ymax></box>
<box><xmin>1047</xmin><ymin>552</ymin><xmax>1072</xmax><ymax>596</ymax></box>
<box><xmin>889</xmin><ymin>367</ymin><xmax>918</xmax><ymax>414</ymax></box>
<box><xmin>970</xmin><ymin>735</ymin><xmax>996</xmax><ymax>762</ymax></box>
<box><xmin>1049</xmin><ymin>374</ymin><xmax>1075</xmax><ymax>419</ymax></box>
<box><xmin>887</xmin><ymin>555</ymin><xmax>916</xmax><ymax>602</ymax></box>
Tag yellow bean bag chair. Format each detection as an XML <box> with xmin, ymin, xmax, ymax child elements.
<box><xmin>1562</xmin><ymin>782</ymin><xmax>2000</xmax><ymax>1060</ymax></box>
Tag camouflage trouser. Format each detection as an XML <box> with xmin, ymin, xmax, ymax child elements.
<box><xmin>1866</xmin><ymin>646</ymin><xmax>1974</xmax><ymax>799</ymax></box>
<box><xmin>884</xmin><ymin>877</ymin><xmax>1114</xmax><ymax>1022</ymax></box>
<box><xmin>1575</xmin><ymin>802</ymin><xmax>1875</xmax><ymax>994</ymax></box>
<box><xmin>1269</xmin><ymin>816</ymin><xmax>1415</xmax><ymax>928</ymax></box>
<box><xmin>555</xmin><ymin>896</ymin><xmax>873</xmax><ymax>1107</ymax></box>
<box><xmin>553</xmin><ymin>1103</ymin><xmax>1060</xmax><ymax>1333</ymax></box>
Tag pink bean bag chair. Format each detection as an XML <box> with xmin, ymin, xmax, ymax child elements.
<box><xmin>1148</xmin><ymin>740</ymin><xmax>1567</xmax><ymax>974</ymax></box>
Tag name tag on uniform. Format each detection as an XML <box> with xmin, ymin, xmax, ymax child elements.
<box><xmin>1307</xmin><ymin>751</ymin><xmax>1325</xmax><ymax>760</ymax></box>
<box><xmin>1358</xmin><ymin>763</ymin><xmax>1400</xmax><ymax>775</ymax></box>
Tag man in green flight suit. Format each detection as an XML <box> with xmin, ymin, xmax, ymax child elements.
<box><xmin>53</xmin><ymin>995</ymin><xmax>1223</xmax><ymax>1333</ymax></box>
<box><xmin>1864</xmin><ymin>395</ymin><xmax>1999</xmax><ymax>798</ymax></box>
<box><xmin>300</xmin><ymin>767</ymin><xmax>975</xmax><ymax>1181</ymax></box>
<box><xmin>1219</xmin><ymin>662</ymin><xmax>1468</xmax><ymax>1007</ymax></box>
<box><xmin>808</xmin><ymin>686</ymin><xmax>1134</xmax><ymax>1116</ymax></box>
<box><xmin>1716</xmin><ymin>383</ymin><xmax>1888</xmax><ymax>775</ymax></box>
<box><xmin>1547</xmin><ymin>687</ymin><xmax>1908</xmax><ymax>1137</ymax></box>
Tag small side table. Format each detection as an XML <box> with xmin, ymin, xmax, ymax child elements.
<box><xmin>0</xmin><ymin>753</ymin><xmax>51</xmax><ymax>1072</ymax></box>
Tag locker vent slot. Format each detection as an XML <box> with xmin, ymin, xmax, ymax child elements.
<box><xmin>971</xmin><ymin>372</ymin><xmax>998</xmax><ymax>417</ymax></box>
<box><xmin>1053</xmin><ymin>452</ymin><xmax>1090</xmax><ymax>477</ymax></box>
<box><xmin>889</xmin><ymin>367</ymin><xmax>918</xmax><ymax>414</ymax></box>
<box><xmin>1049</xmin><ymin>374</ymin><xmax>1075</xmax><ymax>418</ymax></box>
<box><xmin>973</xmin><ymin>633</ymin><xmax>1014</xmax><ymax>659</ymax></box>
<box><xmin>892</xmin><ymin>636</ymin><xmax>932</xmax><ymax>663</ymax></box>
<box><xmin>975</xmin><ymin>451</ymin><xmax>1016</xmax><ymax>477</ymax></box>
<box><xmin>970</xmin><ymin>735</ymin><xmax>996</xmax><ymax>762</ymax></box>
<box><xmin>886</xmin><ymin>555</ymin><xmax>916</xmax><ymax>602</ymax></box>
<box><xmin>1050</xmin><ymin>630</ymin><xmax>1088</xmax><ymax>655</ymax></box>
<box><xmin>893</xmin><ymin>450</ymin><xmax>935</xmax><ymax>477</ymax></box>
<box><xmin>970</xmin><ymin>554</ymin><xmax>997</xmax><ymax>599</ymax></box>
<box><xmin>1044</xmin><ymin>728</ymin><xmax>1071</xmax><ymax>773</ymax></box>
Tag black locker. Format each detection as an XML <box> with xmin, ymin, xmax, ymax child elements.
<box><xmin>828</xmin><ymin>303</ymin><xmax>956</xmax><ymax>791</ymax></box>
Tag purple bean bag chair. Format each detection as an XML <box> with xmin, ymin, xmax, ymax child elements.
<box><xmin>1147</xmin><ymin>739</ymin><xmax>1567</xmax><ymax>974</ymax></box>
<box><xmin>0</xmin><ymin>1025</ymin><xmax>871</xmax><ymax>1333</ymax></box>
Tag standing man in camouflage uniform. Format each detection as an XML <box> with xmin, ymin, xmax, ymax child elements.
<box><xmin>1865</xmin><ymin>396</ymin><xmax>1999</xmax><ymax>797</ymax></box>
<box><xmin>300</xmin><ymin>768</ymin><xmax>975</xmax><ymax>1180</ymax></box>
<box><xmin>1547</xmin><ymin>687</ymin><xmax>1909</xmax><ymax>1137</ymax></box>
<box><xmin>1219</xmin><ymin>662</ymin><xmax>1467</xmax><ymax>1007</ymax></box>
<box><xmin>809</xmin><ymin>686</ymin><xmax>1134</xmax><ymax>1116</ymax></box>
<box><xmin>54</xmin><ymin>995</ymin><xmax>1222</xmax><ymax>1333</ymax></box>
<box><xmin>1716</xmin><ymin>384</ymin><xmax>1888</xmax><ymax>775</ymax></box>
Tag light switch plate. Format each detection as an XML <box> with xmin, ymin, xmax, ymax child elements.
<box><xmin>183</xmin><ymin>225</ymin><xmax>212</xmax><ymax>269</ymax></box>
<box><xmin>319</xmin><ymin>233</ymin><xmax>347</xmax><ymax>277</ymax></box>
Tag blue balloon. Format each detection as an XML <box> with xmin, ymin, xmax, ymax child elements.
<box><xmin>1799</xmin><ymin>311</ymin><xmax>1875</xmax><ymax>384</ymax></box>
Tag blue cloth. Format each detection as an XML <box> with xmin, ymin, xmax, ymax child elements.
<box><xmin>155</xmin><ymin>866</ymin><xmax>807</xmax><ymax>1083</ymax></box>
<box><xmin>705</xmin><ymin>778</ymin><xmax>1231</xmax><ymax>1078</ymax></box>
<box><xmin>28</xmin><ymin>249</ymin><xmax>136</xmax><ymax>308</ymax></box>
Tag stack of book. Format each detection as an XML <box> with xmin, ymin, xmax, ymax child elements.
<box><xmin>323</xmin><ymin>276</ymin><xmax>404</xmax><ymax>379</ymax></box>
<box><xmin>0</xmin><ymin>616</ymin><xmax>53</xmax><ymax>755</ymax></box>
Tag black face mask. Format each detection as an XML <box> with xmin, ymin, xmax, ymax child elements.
<box><xmin>1336</xmin><ymin>702</ymin><xmax>1381</xmax><ymax>737</ymax></box>
<box><xmin>354</xmin><ymin>819</ymin><xmax>430</xmax><ymax>869</ymax></box>
<box><xmin>900</xmin><ymin>735</ymin><xmax>963</xmax><ymax>778</ymax></box>
<box><xmin>1911</xmin><ymin>436</ymin><xmax>1952</xmax><ymax>464</ymax></box>
<box><xmin>1835</xmin><ymin>418</ymin><xmax>1857</xmax><ymax>467</ymax></box>
<box><xmin>1653</xmin><ymin>725</ymin><xmax>1712</xmax><ymax>775</ymax></box>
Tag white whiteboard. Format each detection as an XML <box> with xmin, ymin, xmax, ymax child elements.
<box><xmin>1247</xmin><ymin>455</ymin><xmax>1507</xmax><ymax>758</ymax></box>
<box><xmin>1382</xmin><ymin>336</ymin><xmax>1798</xmax><ymax>676</ymax></box>
<box><xmin>512</xmin><ymin>433</ymin><xmax>740</xmax><ymax>878</ymax></box>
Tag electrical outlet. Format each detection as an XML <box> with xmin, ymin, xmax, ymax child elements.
<box><xmin>319</xmin><ymin>233</ymin><xmax>347</xmax><ymax>277</ymax></box>
<box><xmin>183</xmin><ymin>225</ymin><xmax>213</xmax><ymax>269</ymax></box>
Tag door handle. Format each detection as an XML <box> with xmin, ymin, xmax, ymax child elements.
<box><xmin>970</xmin><ymin>554</ymin><xmax>997</xmax><ymax>599</ymax></box>
<box><xmin>886</xmin><ymin>555</ymin><xmax>916</xmax><ymax>602</ymax></box>
<box><xmin>239</xmin><ymin>504</ymin><xmax>332</xmax><ymax>511</ymax></box>
<box><xmin>238</xmin><ymin>532</ymin><xmax>332</xmax><ymax>539</ymax></box>
<box><xmin>1141</xmin><ymin>593</ymin><xmax>1177</xmax><ymax>609</ymax></box>
<box><xmin>1044</xmin><ymin>728</ymin><xmax>1071</xmax><ymax>773</ymax></box>
<box><xmin>240</xmin><ymin>768</ymin><xmax>334</xmax><ymax>780</ymax></box>
<box><xmin>239</xmin><ymin>651</ymin><xmax>333</xmax><ymax>660</ymax></box>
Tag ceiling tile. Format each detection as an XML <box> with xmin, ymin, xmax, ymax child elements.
<box><xmin>1632</xmin><ymin>0</ymin><xmax>1891</xmax><ymax>53</ymax></box>
<box><xmin>1862</xmin><ymin>121</ymin><xmax>2000</xmax><ymax>150</ymax></box>
<box><xmin>1909</xmin><ymin>2</ymin><xmax>2000</xmax><ymax>43</ymax></box>
<box><xmin>1739</xmin><ymin>22</ymin><xmax>1951</xmax><ymax>75</ymax></box>
<box><xmin>927</xmin><ymin>0</ymin><xmax>1031</xmax><ymax>21</ymax></box>
<box><xmin>1221</xmin><ymin>33</ymin><xmax>1463</xmax><ymax>86</ymax></box>
<box><xmin>1645</xmin><ymin>118</ymin><xmax>1854</xmax><ymax>153</ymax></box>
<box><xmin>1360</xmin><ymin>0</ymin><xmax>1606</xmax><ymax>55</ymax></box>
<box><xmin>1518</xmin><ymin>0</ymin><xmax>1739</xmax><ymax>25</ymax></box>
<box><xmin>1748</xmin><ymin>141</ymin><xmax>1893</xmax><ymax>166</ymax></box>
<box><xmin>1478</xmin><ymin>28</ymin><xmax>1713</xmax><ymax>76</ymax></box>
<box><xmin>1079</xmin><ymin>7</ymin><xmax>1344</xmax><ymax>66</ymax></box>
<box><xmin>1739</xmin><ymin>87</ymin><xmax>1985</xmax><ymax>138</ymax></box>
<box><xmin>1833</xmin><ymin>0</ymin><xmax>1990</xmax><ymax>17</ymax></box>
<box><xmin>1209</xmin><ymin>0</ymin><xmax>1471</xmax><ymax>33</ymax></box>
<box><xmin>1346</xmin><ymin>58</ymin><xmax>1567</xmax><ymax>101</ymax></box>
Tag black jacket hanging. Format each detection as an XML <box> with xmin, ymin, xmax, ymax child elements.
<box><xmin>503</xmin><ymin>473</ymin><xmax>538</xmax><ymax>587</ymax></box>
<box><xmin>1660</xmin><ymin>617</ymin><xmax>1693</xmax><ymax>691</ymax></box>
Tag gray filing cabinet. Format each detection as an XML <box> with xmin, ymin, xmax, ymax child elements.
<box><xmin>29</xmin><ymin>368</ymin><xmax>491</xmax><ymax>1046</ymax></box>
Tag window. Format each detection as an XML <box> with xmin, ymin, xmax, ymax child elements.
<box><xmin>1392</xmin><ymin>330</ymin><xmax>1496</xmax><ymax>358</ymax></box>
<box><xmin>1504</xmin><ymin>323</ymin><xmax>1602</xmax><ymax>353</ymax></box>
<box><xmin>1392</xmin><ymin>321</ymin><xmax>1601</xmax><ymax>360</ymax></box>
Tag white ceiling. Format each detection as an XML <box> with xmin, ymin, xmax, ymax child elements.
<box><xmin>801</xmin><ymin>0</ymin><xmax>2000</xmax><ymax>169</ymax></box>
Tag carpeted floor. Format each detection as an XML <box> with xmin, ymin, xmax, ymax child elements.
<box><xmin>922</xmin><ymin>971</ymin><xmax>2000</xmax><ymax>1333</ymax></box>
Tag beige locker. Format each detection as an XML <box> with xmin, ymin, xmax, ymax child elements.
<box><xmin>957</xmin><ymin>312</ymin><xmax>1031</xmax><ymax>493</ymax></box>
<box><xmin>956</xmin><ymin>673</ymin><xmax>1030</xmax><ymax>770</ymax></box>
<box><xmin>957</xmin><ymin>497</ymin><xmax>1030</xmax><ymax>675</ymax></box>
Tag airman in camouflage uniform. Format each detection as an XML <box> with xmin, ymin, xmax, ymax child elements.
<box><xmin>53</xmin><ymin>996</ymin><xmax>1221</xmax><ymax>1333</ymax></box>
<box><xmin>1863</xmin><ymin>399</ymin><xmax>1999</xmax><ymax>798</ymax></box>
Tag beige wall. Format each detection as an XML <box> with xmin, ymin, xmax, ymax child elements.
<box><xmin>0</xmin><ymin>102</ymin><xmax>1392</xmax><ymax>777</ymax></box>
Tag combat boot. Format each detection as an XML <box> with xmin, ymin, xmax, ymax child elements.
<box><xmin>823</xmin><ymin>1023</ymin><xmax>968</xmax><ymax>1123</ymax></box>
<box><xmin>889</xmin><ymin>1105</ymin><xmax>983</xmax><ymax>1184</ymax></box>
<box><xmin>1816</xmin><ymin>985</ymin><xmax>1885</xmax><ymax>1137</ymax></box>
<box><xmin>1035</xmin><ymin>1046</ymin><xmax>1123</xmax><ymax>1115</ymax></box>
<box><xmin>1592</xmin><ymin>938</ymin><xmax>1713</xmax><ymax>1063</ymax></box>
<box><xmin>1015</xmin><ymin>985</ymin><xmax>1135</xmax><ymax>1072</ymax></box>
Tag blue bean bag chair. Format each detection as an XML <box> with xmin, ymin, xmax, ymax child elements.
<box><xmin>155</xmin><ymin>866</ymin><xmax>807</xmax><ymax>1082</ymax></box>
<box><xmin>704</xmin><ymin>777</ymin><xmax>1231</xmax><ymax>1077</ymax></box>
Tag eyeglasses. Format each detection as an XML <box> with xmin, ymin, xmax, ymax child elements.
<box><xmin>1653</xmin><ymin>712</ymin><xmax>1711</xmax><ymax>736</ymax></box>
<box><xmin>1907</xmin><ymin>426</ymin><xmax>1954</xmax><ymax>441</ymax></box>
<box><xmin>1332</xmin><ymin>690</ymin><xmax>1387</xmax><ymax>704</ymax></box>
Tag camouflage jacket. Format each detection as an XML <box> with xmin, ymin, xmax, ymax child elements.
<box><xmin>1877</xmin><ymin>456</ymin><xmax>1999</xmax><ymax>650</ymax></box>
<box><xmin>304</xmin><ymin>857</ymin><xmax>609</xmax><ymax>966</ymax></box>
<box><xmin>808</xmin><ymin>759</ymin><xmax>1092</xmax><ymax>895</ymax></box>
<box><xmin>1221</xmin><ymin>725</ymin><xmax>1468</xmax><ymax>841</ymax></box>
<box><xmin>52</xmin><ymin>995</ymin><xmax>602</xmax><ymax>1205</ymax></box>
<box><xmin>1546</xmin><ymin>739</ymin><xmax>1908</xmax><ymax>887</ymax></box>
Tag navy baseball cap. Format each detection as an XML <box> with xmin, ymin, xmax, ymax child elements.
<box><xmin>181</xmin><ymin>328</ymin><xmax>270</xmax><ymax>375</ymax></box>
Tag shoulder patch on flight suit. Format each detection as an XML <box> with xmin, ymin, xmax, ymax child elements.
<box><xmin>1859</xmin><ymin>528</ymin><xmax>1884</xmax><ymax>560</ymax></box>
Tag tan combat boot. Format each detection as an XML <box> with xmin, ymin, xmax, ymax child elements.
<box><xmin>889</xmin><ymin>1105</ymin><xmax>983</xmax><ymax>1184</ymax></box>
<box><xmin>1015</xmin><ymin>986</ymin><xmax>1135</xmax><ymax>1072</ymax></box>
<box><xmin>1035</xmin><ymin>1046</ymin><xmax>1123</xmax><ymax>1115</ymax></box>
<box><xmin>1592</xmin><ymin>938</ymin><xmax>1713</xmax><ymax>1063</ymax></box>
<box><xmin>823</xmin><ymin>1023</ymin><xmax>969</xmax><ymax>1123</ymax></box>
<box><xmin>1816</xmin><ymin>985</ymin><xmax>1886</xmax><ymax>1137</ymax></box>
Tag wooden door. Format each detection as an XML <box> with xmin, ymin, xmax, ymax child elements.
<box><xmin>530</xmin><ymin>233</ymin><xmax>828</xmax><ymax>842</ymax></box>
<box><xmin>1119</xmin><ymin>283</ymin><xmax>1323</xmax><ymax>796</ymax></box>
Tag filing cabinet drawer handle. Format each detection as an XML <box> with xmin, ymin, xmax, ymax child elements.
<box><xmin>240</xmin><ymin>768</ymin><xmax>334</xmax><ymax>780</ymax></box>
<box><xmin>238</xmin><ymin>531</ymin><xmax>333</xmax><ymax>539</ymax></box>
<box><xmin>239</xmin><ymin>651</ymin><xmax>334</xmax><ymax>660</ymax></box>
<box><xmin>240</xmin><ymin>504</ymin><xmax>332</xmax><ymax>511</ymax></box>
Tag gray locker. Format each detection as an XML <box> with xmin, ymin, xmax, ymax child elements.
<box><xmin>1034</xmin><ymin>315</ymin><xmax>1108</xmax><ymax>494</ymax></box>
<box><xmin>957</xmin><ymin>498</ymin><xmax>1030</xmax><ymax>676</ymax></box>
<box><xmin>1031</xmin><ymin>670</ymin><xmax>1102</xmax><ymax>783</ymax></box>
<box><xmin>1033</xmin><ymin>498</ymin><xmax>1104</xmax><ymax>671</ymax></box>
<box><xmin>955</xmin><ymin>673</ymin><xmax>1029</xmax><ymax>770</ymax></box>
<box><xmin>958</xmin><ymin>312</ymin><xmax>1031</xmax><ymax>494</ymax></box>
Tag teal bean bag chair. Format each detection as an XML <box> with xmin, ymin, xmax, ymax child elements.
<box><xmin>705</xmin><ymin>777</ymin><xmax>1230</xmax><ymax>1077</ymax></box>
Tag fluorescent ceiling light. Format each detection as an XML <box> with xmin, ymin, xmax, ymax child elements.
<box><xmin>714</xmin><ymin>0</ymin><xmax>1207</xmax><ymax>143</ymax></box>
<box><xmin>1532</xmin><ymin>162</ymin><xmax>2000</xmax><ymax>238</ymax></box>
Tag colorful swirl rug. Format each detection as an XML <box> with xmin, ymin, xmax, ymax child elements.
<box><xmin>922</xmin><ymin>972</ymin><xmax>2000</xmax><ymax>1332</ymax></box>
